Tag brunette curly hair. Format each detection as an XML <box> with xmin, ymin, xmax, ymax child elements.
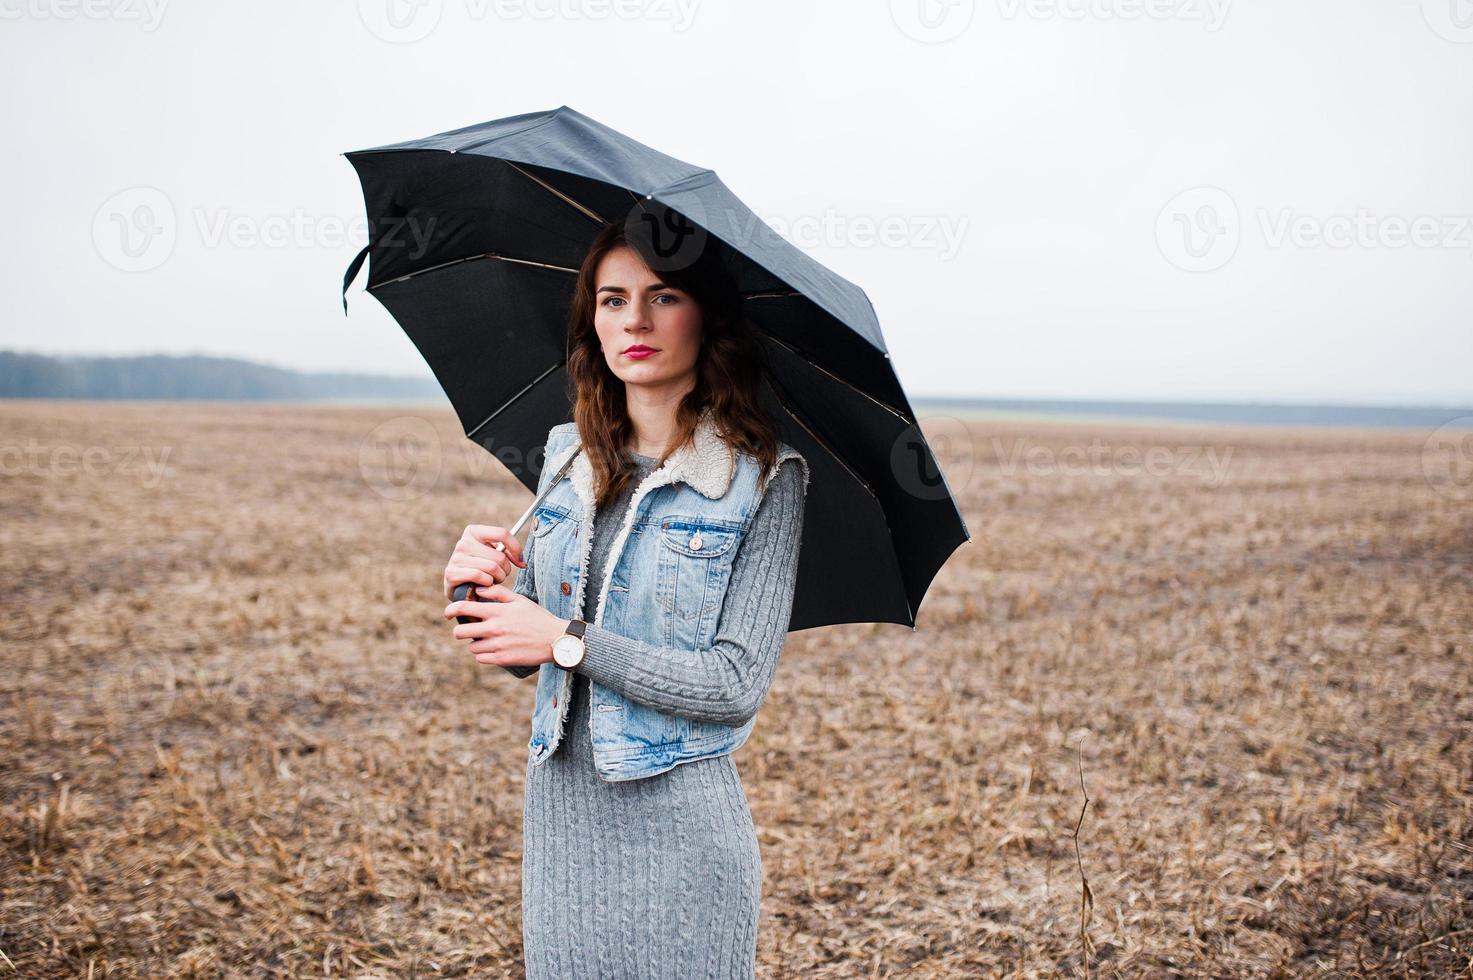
<box><xmin>564</xmin><ymin>217</ymin><xmax>782</xmax><ymax>511</ymax></box>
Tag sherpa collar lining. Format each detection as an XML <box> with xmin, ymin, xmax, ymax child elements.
<box><xmin>553</xmin><ymin>406</ymin><xmax>736</xmax><ymax>510</ymax></box>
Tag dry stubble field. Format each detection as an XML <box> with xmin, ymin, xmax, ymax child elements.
<box><xmin>2</xmin><ymin>400</ymin><xmax>1471</xmax><ymax>978</ymax></box>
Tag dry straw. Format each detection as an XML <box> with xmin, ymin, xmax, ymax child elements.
<box><xmin>1</xmin><ymin>402</ymin><xmax>1469</xmax><ymax>977</ymax></box>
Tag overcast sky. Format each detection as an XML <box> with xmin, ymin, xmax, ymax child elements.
<box><xmin>3</xmin><ymin>0</ymin><xmax>1470</xmax><ymax>406</ymax></box>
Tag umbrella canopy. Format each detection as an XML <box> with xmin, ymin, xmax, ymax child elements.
<box><xmin>341</xmin><ymin>104</ymin><xmax>969</xmax><ymax>631</ymax></box>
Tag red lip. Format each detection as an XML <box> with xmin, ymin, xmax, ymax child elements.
<box><xmin>623</xmin><ymin>345</ymin><xmax>658</xmax><ymax>356</ymax></box>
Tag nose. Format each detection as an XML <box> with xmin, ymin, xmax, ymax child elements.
<box><xmin>622</xmin><ymin>303</ymin><xmax>652</xmax><ymax>330</ymax></box>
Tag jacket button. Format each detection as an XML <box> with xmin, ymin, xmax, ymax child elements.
<box><xmin>530</xmin><ymin>517</ymin><xmax>540</xmax><ymax>532</ymax></box>
<box><xmin>560</xmin><ymin>581</ymin><xmax>571</xmax><ymax>595</ymax></box>
<box><xmin>552</xmin><ymin>696</ymin><xmax>557</xmax><ymax>707</ymax></box>
<box><xmin>690</xmin><ymin>532</ymin><xmax>703</xmax><ymax>550</ymax></box>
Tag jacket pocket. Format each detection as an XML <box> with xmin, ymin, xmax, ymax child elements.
<box><xmin>530</xmin><ymin>503</ymin><xmax>578</xmax><ymax>610</ymax></box>
<box><xmin>656</xmin><ymin>516</ymin><xmax>742</xmax><ymax>650</ymax></box>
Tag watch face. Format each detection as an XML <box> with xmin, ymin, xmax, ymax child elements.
<box><xmin>552</xmin><ymin>634</ymin><xmax>584</xmax><ymax>668</ymax></box>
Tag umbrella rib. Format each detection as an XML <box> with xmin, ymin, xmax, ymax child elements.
<box><xmin>486</xmin><ymin>253</ymin><xmax>579</xmax><ymax>274</ymax></box>
<box><xmin>754</xmin><ymin>321</ymin><xmax>913</xmax><ymax>424</ymax></box>
<box><xmin>464</xmin><ymin>359</ymin><xmax>565</xmax><ymax>442</ymax></box>
<box><xmin>506</xmin><ymin>161</ymin><xmax>607</xmax><ymax>225</ymax></box>
<box><xmin>376</xmin><ymin>266</ymin><xmax>909</xmax><ymax>432</ymax></box>
<box><xmin>766</xmin><ymin>371</ymin><xmax>916</xmax><ymax>625</ymax></box>
<box><xmin>373</xmin><ymin>252</ymin><xmax>578</xmax><ymax>288</ymax></box>
<box><xmin>764</xmin><ymin>370</ymin><xmax>878</xmax><ymax>503</ymax></box>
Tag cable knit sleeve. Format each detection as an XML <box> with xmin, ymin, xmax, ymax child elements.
<box><xmin>495</xmin><ymin>461</ymin><xmax>553</xmax><ymax>680</ymax></box>
<box><xmin>572</xmin><ymin>456</ymin><xmax>808</xmax><ymax>725</ymax></box>
<box><xmin>499</xmin><ymin>534</ymin><xmax>541</xmax><ymax>680</ymax></box>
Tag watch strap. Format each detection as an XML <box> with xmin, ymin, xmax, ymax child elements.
<box><xmin>565</xmin><ymin>618</ymin><xmax>587</xmax><ymax>639</ymax></box>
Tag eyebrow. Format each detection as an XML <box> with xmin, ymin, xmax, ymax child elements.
<box><xmin>596</xmin><ymin>283</ymin><xmax>678</xmax><ymax>294</ymax></box>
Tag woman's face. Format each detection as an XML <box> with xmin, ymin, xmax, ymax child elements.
<box><xmin>592</xmin><ymin>245</ymin><xmax>703</xmax><ymax>393</ymax></box>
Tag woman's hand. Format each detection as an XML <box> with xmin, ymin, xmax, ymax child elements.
<box><xmin>443</xmin><ymin>523</ymin><xmax>527</xmax><ymax>602</ymax></box>
<box><xmin>443</xmin><ymin>584</ymin><xmax>568</xmax><ymax>668</ymax></box>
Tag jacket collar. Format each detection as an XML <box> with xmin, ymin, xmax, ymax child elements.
<box><xmin>559</xmin><ymin>407</ymin><xmax>735</xmax><ymax>512</ymax></box>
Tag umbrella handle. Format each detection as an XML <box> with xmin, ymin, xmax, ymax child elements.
<box><xmin>451</xmin><ymin>582</ymin><xmax>478</xmax><ymax>623</ymax></box>
<box><xmin>448</xmin><ymin>445</ymin><xmax>580</xmax><ymax>625</ymax></box>
<box><xmin>452</xmin><ymin>542</ymin><xmax>508</xmax><ymax>624</ymax></box>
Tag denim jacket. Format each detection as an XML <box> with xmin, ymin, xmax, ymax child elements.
<box><xmin>507</xmin><ymin>408</ymin><xmax>808</xmax><ymax>782</ymax></box>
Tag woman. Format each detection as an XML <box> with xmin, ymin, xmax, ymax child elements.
<box><xmin>440</xmin><ymin>220</ymin><xmax>810</xmax><ymax>978</ymax></box>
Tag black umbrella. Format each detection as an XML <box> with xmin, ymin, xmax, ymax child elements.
<box><xmin>340</xmin><ymin>104</ymin><xmax>969</xmax><ymax>631</ymax></box>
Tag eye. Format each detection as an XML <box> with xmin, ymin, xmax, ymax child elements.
<box><xmin>603</xmin><ymin>296</ymin><xmax>625</xmax><ymax>308</ymax></box>
<box><xmin>653</xmin><ymin>293</ymin><xmax>677</xmax><ymax>305</ymax></box>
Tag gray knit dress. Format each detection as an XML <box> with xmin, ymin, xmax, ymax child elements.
<box><xmin>519</xmin><ymin>450</ymin><xmax>807</xmax><ymax>979</ymax></box>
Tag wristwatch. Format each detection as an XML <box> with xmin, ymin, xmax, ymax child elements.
<box><xmin>552</xmin><ymin>618</ymin><xmax>587</xmax><ymax>669</ymax></box>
